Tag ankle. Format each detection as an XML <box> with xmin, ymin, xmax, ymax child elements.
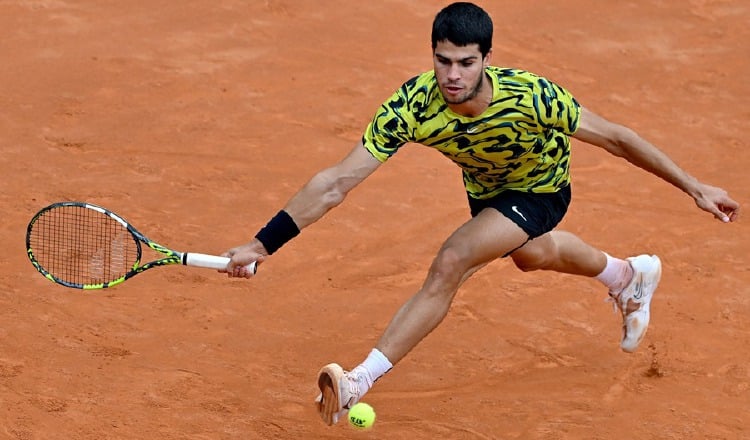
<box><xmin>359</xmin><ymin>348</ymin><xmax>393</xmax><ymax>384</ymax></box>
<box><xmin>596</xmin><ymin>254</ymin><xmax>634</xmax><ymax>293</ymax></box>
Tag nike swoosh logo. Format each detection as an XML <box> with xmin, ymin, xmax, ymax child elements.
<box><xmin>511</xmin><ymin>205</ymin><xmax>527</xmax><ymax>222</ymax></box>
<box><xmin>633</xmin><ymin>275</ymin><xmax>644</xmax><ymax>299</ymax></box>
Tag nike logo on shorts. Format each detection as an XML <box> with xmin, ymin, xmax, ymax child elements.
<box><xmin>511</xmin><ymin>205</ymin><xmax>527</xmax><ymax>222</ymax></box>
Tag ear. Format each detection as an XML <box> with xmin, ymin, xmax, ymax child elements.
<box><xmin>483</xmin><ymin>49</ymin><xmax>493</xmax><ymax>67</ymax></box>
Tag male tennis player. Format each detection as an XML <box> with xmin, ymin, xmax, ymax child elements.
<box><xmin>221</xmin><ymin>2</ymin><xmax>739</xmax><ymax>426</ymax></box>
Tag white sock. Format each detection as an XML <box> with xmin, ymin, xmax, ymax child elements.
<box><xmin>595</xmin><ymin>253</ymin><xmax>633</xmax><ymax>293</ymax></box>
<box><xmin>352</xmin><ymin>348</ymin><xmax>393</xmax><ymax>392</ymax></box>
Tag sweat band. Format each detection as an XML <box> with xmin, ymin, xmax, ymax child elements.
<box><xmin>254</xmin><ymin>210</ymin><xmax>300</xmax><ymax>255</ymax></box>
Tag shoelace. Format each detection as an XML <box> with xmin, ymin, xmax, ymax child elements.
<box><xmin>343</xmin><ymin>373</ymin><xmax>364</xmax><ymax>409</ymax></box>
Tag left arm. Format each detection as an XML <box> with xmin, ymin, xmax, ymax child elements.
<box><xmin>572</xmin><ymin>106</ymin><xmax>739</xmax><ymax>223</ymax></box>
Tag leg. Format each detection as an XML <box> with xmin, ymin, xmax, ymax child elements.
<box><xmin>510</xmin><ymin>230</ymin><xmax>606</xmax><ymax>276</ymax></box>
<box><xmin>375</xmin><ymin>208</ymin><xmax>528</xmax><ymax>363</ymax></box>
<box><xmin>316</xmin><ymin>208</ymin><xmax>528</xmax><ymax>425</ymax></box>
<box><xmin>510</xmin><ymin>229</ymin><xmax>661</xmax><ymax>353</ymax></box>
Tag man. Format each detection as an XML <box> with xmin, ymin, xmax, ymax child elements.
<box><xmin>221</xmin><ymin>2</ymin><xmax>739</xmax><ymax>426</ymax></box>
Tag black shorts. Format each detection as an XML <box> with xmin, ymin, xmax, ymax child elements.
<box><xmin>467</xmin><ymin>185</ymin><xmax>571</xmax><ymax>239</ymax></box>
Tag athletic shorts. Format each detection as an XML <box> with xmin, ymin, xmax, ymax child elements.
<box><xmin>467</xmin><ymin>184</ymin><xmax>571</xmax><ymax>239</ymax></box>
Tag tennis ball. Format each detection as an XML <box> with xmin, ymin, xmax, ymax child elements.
<box><xmin>348</xmin><ymin>402</ymin><xmax>376</xmax><ymax>429</ymax></box>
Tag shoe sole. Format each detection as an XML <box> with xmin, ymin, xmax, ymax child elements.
<box><xmin>317</xmin><ymin>363</ymin><xmax>345</xmax><ymax>426</ymax></box>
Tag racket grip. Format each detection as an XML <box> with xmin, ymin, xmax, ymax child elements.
<box><xmin>183</xmin><ymin>253</ymin><xmax>257</xmax><ymax>275</ymax></box>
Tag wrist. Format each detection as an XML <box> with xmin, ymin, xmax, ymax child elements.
<box><xmin>254</xmin><ymin>210</ymin><xmax>300</xmax><ymax>255</ymax></box>
<box><xmin>249</xmin><ymin>238</ymin><xmax>270</xmax><ymax>256</ymax></box>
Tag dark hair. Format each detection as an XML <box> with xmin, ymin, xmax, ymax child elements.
<box><xmin>431</xmin><ymin>2</ymin><xmax>493</xmax><ymax>57</ymax></box>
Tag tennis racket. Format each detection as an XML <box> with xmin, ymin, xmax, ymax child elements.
<box><xmin>26</xmin><ymin>201</ymin><xmax>256</xmax><ymax>289</ymax></box>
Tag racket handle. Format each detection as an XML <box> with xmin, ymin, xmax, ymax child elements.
<box><xmin>183</xmin><ymin>253</ymin><xmax>257</xmax><ymax>275</ymax></box>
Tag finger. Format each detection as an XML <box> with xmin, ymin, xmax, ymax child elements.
<box><xmin>228</xmin><ymin>254</ymin><xmax>249</xmax><ymax>271</ymax></box>
<box><xmin>715</xmin><ymin>209</ymin><xmax>731</xmax><ymax>223</ymax></box>
<box><xmin>720</xmin><ymin>203</ymin><xmax>740</xmax><ymax>222</ymax></box>
<box><xmin>726</xmin><ymin>207</ymin><xmax>740</xmax><ymax>222</ymax></box>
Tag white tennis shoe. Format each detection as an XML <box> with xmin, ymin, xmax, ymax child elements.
<box><xmin>315</xmin><ymin>363</ymin><xmax>367</xmax><ymax>425</ymax></box>
<box><xmin>609</xmin><ymin>254</ymin><xmax>662</xmax><ymax>353</ymax></box>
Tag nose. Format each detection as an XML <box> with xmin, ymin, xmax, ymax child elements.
<box><xmin>447</xmin><ymin>63</ymin><xmax>461</xmax><ymax>81</ymax></box>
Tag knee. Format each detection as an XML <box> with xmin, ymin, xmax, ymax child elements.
<box><xmin>512</xmin><ymin>248</ymin><xmax>551</xmax><ymax>272</ymax></box>
<box><xmin>428</xmin><ymin>246</ymin><xmax>467</xmax><ymax>286</ymax></box>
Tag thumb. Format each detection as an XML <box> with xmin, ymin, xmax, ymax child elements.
<box><xmin>711</xmin><ymin>208</ymin><xmax>730</xmax><ymax>223</ymax></box>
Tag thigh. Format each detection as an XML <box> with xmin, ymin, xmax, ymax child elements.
<box><xmin>441</xmin><ymin>207</ymin><xmax>530</xmax><ymax>270</ymax></box>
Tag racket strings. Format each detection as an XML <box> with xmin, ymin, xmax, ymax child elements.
<box><xmin>29</xmin><ymin>206</ymin><xmax>139</xmax><ymax>285</ymax></box>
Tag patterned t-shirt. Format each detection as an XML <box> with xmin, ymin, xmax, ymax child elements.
<box><xmin>362</xmin><ymin>67</ymin><xmax>581</xmax><ymax>199</ymax></box>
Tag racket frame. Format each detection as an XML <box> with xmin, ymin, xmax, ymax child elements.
<box><xmin>26</xmin><ymin>201</ymin><xmax>251</xmax><ymax>289</ymax></box>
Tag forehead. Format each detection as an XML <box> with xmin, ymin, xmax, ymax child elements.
<box><xmin>433</xmin><ymin>40</ymin><xmax>482</xmax><ymax>59</ymax></box>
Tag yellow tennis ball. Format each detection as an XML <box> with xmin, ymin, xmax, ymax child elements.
<box><xmin>348</xmin><ymin>402</ymin><xmax>376</xmax><ymax>429</ymax></box>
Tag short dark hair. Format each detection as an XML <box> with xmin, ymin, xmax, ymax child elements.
<box><xmin>431</xmin><ymin>2</ymin><xmax>493</xmax><ymax>57</ymax></box>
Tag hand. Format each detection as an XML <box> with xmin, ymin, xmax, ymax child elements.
<box><xmin>220</xmin><ymin>239</ymin><xmax>268</xmax><ymax>278</ymax></box>
<box><xmin>693</xmin><ymin>183</ymin><xmax>740</xmax><ymax>223</ymax></box>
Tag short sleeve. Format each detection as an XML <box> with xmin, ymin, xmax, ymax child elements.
<box><xmin>533</xmin><ymin>77</ymin><xmax>581</xmax><ymax>135</ymax></box>
<box><xmin>362</xmin><ymin>83</ymin><xmax>417</xmax><ymax>162</ymax></box>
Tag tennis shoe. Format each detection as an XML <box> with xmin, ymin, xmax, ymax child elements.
<box><xmin>315</xmin><ymin>363</ymin><xmax>367</xmax><ymax>426</ymax></box>
<box><xmin>608</xmin><ymin>254</ymin><xmax>662</xmax><ymax>353</ymax></box>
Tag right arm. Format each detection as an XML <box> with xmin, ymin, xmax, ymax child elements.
<box><xmin>222</xmin><ymin>141</ymin><xmax>382</xmax><ymax>277</ymax></box>
<box><xmin>284</xmin><ymin>140</ymin><xmax>382</xmax><ymax>229</ymax></box>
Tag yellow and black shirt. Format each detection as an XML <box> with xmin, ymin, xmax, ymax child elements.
<box><xmin>362</xmin><ymin>67</ymin><xmax>581</xmax><ymax>199</ymax></box>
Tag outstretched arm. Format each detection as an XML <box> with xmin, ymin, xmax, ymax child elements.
<box><xmin>572</xmin><ymin>106</ymin><xmax>740</xmax><ymax>223</ymax></box>
<box><xmin>222</xmin><ymin>141</ymin><xmax>382</xmax><ymax>277</ymax></box>
<box><xmin>283</xmin><ymin>141</ymin><xmax>381</xmax><ymax>229</ymax></box>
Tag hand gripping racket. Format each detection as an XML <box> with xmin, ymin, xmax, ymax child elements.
<box><xmin>26</xmin><ymin>201</ymin><xmax>256</xmax><ymax>289</ymax></box>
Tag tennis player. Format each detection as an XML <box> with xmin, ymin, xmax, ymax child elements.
<box><xmin>221</xmin><ymin>2</ymin><xmax>739</xmax><ymax>425</ymax></box>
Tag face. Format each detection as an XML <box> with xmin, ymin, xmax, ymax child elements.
<box><xmin>433</xmin><ymin>40</ymin><xmax>490</xmax><ymax>106</ymax></box>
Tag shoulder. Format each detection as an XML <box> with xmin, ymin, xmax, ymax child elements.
<box><xmin>487</xmin><ymin>66</ymin><xmax>549</xmax><ymax>88</ymax></box>
<box><xmin>379</xmin><ymin>71</ymin><xmax>439</xmax><ymax>116</ymax></box>
<box><xmin>396</xmin><ymin>71</ymin><xmax>437</xmax><ymax>98</ymax></box>
<box><xmin>490</xmin><ymin>66</ymin><xmax>578</xmax><ymax>102</ymax></box>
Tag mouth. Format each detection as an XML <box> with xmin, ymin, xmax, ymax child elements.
<box><xmin>443</xmin><ymin>84</ymin><xmax>463</xmax><ymax>95</ymax></box>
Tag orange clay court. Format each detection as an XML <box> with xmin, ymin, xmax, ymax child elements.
<box><xmin>1</xmin><ymin>1</ymin><xmax>748</xmax><ymax>439</ymax></box>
